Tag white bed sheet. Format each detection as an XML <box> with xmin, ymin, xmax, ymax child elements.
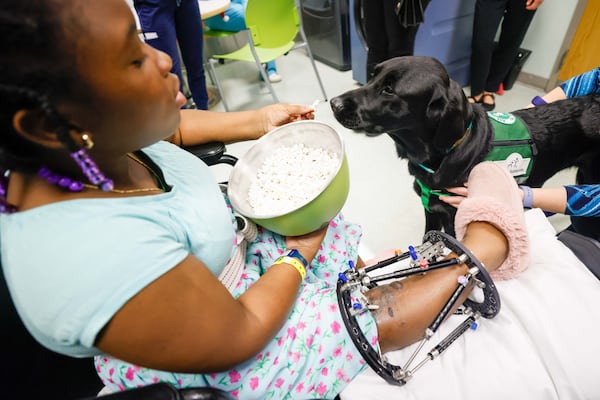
<box><xmin>341</xmin><ymin>208</ymin><xmax>600</xmax><ymax>400</ymax></box>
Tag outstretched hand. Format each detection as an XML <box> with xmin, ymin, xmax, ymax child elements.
<box><xmin>259</xmin><ymin>103</ymin><xmax>315</xmax><ymax>134</ymax></box>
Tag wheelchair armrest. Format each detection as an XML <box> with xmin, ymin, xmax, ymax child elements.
<box><xmin>183</xmin><ymin>142</ymin><xmax>238</xmax><ymax>166</ymax></box>
<box><xmin>83</xmin><ymin>383</ymin><xmax>234</xmax><ymax>400</ymax></box>
<box><xmin>179</xmin><ymin>386</ymin><xmax>236</xmax><ymax>400</ymax></box>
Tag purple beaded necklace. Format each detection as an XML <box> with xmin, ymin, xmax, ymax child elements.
<box><xmin>0</xmin><ymin>147</ymin><xmax>115</xmax><ymax>214</ymax></box>
<box><xmin>37</xmin><ymin>166</ymin><xmax>84</xmax><ymax>192</ymax></box>
<box><xmin>0</xmin><ymin>147</ymin><xmax>168</xmax><ymax>214</ymax></box>
<box><xmin>36</xmin><ymin>148</ymin><xmax>114</xmax><ymax>192</ymax></box>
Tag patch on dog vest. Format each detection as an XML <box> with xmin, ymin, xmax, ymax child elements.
<box><xmin>484</xmin><ymin>112</ymin><xmax>536</xmax><ymax>183</ymax></box>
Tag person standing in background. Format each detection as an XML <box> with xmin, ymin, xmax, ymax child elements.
<box><xmin>204</xmin><ymin>0</ymin><xmax>282</xmax><ymax>83</ymax></box>
<box><xmin>363</xmin><ymin>0</ymin><xmax>431</xmax><ymax>82</ymax></box>
<box><xmin>133</xmin><ymin>0</ymin><xmax>211</xmax><ymax>109</ymax></box>
<box><xmin>468</xmin><ymin>0</ymin><xmax>544</xmax><ymax>111</ymax></box>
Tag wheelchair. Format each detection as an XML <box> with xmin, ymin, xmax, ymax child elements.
<box><xmin>0</xmin><ymin>142</ymin><xmax>237</xmax><ymax>400</ymax></box>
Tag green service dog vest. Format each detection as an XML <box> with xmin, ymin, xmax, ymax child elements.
<box><xmin>417</xmin><ymin>112</ymin><xmax>536</xmax><ymax>212</ymax></box>
<box><xmin>484</xmin><ymin>111</ymin><xmax>536</xmax><ymax>183</ymax></box>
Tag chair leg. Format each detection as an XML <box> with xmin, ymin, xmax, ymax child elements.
<box><xmin>247</xmin><ymin>44</ymin><xmax>280</xmax><ymax>104</ymax></box>
<box><xmin>203</xmin><ymin>61</ymin><xmax>216</xmax><ymax>86</ymax></box>
<box><xmin>257</xmin><ymin>62</ymin><xmax>280</xmax><ymax>104</ymax></box>
<box><xmin>207</xmin><ymin>59</ymin><xmax>229</xmax><ymax>111</ymax></box>
<box><xmin>297</xmin><ymin>29</ymin><xmax>328</xmax><ymax>102</ymax></box>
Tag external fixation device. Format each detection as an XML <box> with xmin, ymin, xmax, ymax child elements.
<box><xmin>337</xmin><ymin>230</ymin><xmax>500</xmax><ymax>386</ymax></box>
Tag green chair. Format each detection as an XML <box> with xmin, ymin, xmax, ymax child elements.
<box><xmin>205</xmin><ymin>0</ymin><xmax>328</xmax><ymax>111</ymax></box>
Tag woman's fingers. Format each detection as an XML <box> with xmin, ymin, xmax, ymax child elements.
<box><xmin>445</xmin><ymin>186</ymin><xmax>468</xmax><ymax>196</ymax></box>
<box><xmin>439</xmin><ymin>185</ymin><xmax>468</xmax><ymax>208</ymax></box>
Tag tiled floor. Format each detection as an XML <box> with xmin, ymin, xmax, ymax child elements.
<box><xmin>207</xmin><ymin>50</ymin><xmax>576</xmax><ymax>256</ymax></box>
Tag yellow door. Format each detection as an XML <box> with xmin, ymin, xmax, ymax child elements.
<box><xmin>558</xmin><ymin>0</ymin><xmax>600</xmax><ymax>81</ymax></box>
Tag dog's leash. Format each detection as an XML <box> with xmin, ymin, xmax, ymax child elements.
<box><xmin>415</xmin><ymin>178</ymin><xmax>449</xmax><ymax>212</ymax></box>
<box><xmin>414</xmin><ymin>121</ymin><xmax>472</xmax><ymax>212</ymax></box>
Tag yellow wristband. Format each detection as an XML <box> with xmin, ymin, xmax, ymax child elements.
<box><xmin>273</xmin><ymin>256</ymin><xmax>307</xmax><ymax>280</ymax></box>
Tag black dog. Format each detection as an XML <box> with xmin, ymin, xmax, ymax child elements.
<box><xmin>331</xmin><ymin>56</ymin><xmax>600</xmax><ymax>236</ymax></box>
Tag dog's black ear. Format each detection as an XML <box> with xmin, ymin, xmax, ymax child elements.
<box><xmin>427</xmin><ymin>80</ymin><xmax>469</xmax><ymax>153</ymax></box>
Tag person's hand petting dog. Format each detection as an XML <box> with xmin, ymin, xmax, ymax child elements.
<box><xmin>442</xmin><ymin>183</ymin><xmax>529</xmax><ymax>210</ymax></box>
<box><xmin>439</xmin><ymin>185</ymin><xmax>469</xmax><ymax>208</ymax></box>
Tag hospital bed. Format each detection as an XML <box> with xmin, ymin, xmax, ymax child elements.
<box><xmin>340</xmin><ymin>208</ymin><xmax>600</xmax><ymax>400</ymax></box>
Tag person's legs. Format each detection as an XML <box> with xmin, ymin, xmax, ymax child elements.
<box><xmin>469</xmin><ymin>0</ymin><xmax>506</xmax><ymax>98</ymax></box>
<box><xmin>265</xmin><ymin>60</ymin><xmax>281</xmax><ymax>83</ymax></box>
<box><xmin>363</xmin><ymin>0</ymin><xmax>388</xmax><ymax>80</ymax></box>
<box><xmin>485</xmin><ymin>0</ymin><xmax>536</xmax><ymax>93</ymax></box>
<box><xmin>174</xmin><ymin>0</ymin><xmax>208</xmax><ymax>109</ymax></box>
<box><xmin>383</xmin><ymin>0</ymin><xmax>424</xmax><ymax>59</ymax></box>
<box><xmin>134</xmin><ymin>0</ymin><xmax>184</xmax><ymax>93</ymax></box>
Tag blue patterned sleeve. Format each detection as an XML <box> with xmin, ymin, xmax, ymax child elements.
<box><xmin>560</xmin><ymin>67</ymin><xmax>600</xmax><ymax>98</ymax></box>
<box><xmin>564</xmin><ymin>185</ymin><xmax>600</xmax><ymax>216</ymax></box>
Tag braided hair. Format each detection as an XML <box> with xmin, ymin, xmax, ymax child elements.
<box><xmin>0</xmin><ymin>0</ymin><xmax>86</xmax><ymax>174</ymax></box>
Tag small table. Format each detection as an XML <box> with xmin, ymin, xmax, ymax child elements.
<box><xmin>198</xmin><ymin>0</ymin><xmax>231</xmax><ymax>20</ymax></box>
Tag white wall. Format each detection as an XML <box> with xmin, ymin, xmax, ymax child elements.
<box><xmin>519</xmin><ymin>0</ymin><xmax>579</xmax><ymax>80</ymax></box>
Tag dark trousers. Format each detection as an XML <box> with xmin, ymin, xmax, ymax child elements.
<box><xmin>470</xmin><ymin>0</ymin><xmax>536</xmax><ymax>95</ymax></box>
<box><xmin>363</xmin><ymin>0</ymin><xmax>423</xmax><ymax>80</ymax></box>
<box><xmin>134</xmin><ymin>0</ymin><xmax>208</xmax><ymax>109</ymax></box>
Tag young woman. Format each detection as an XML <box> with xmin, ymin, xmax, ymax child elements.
<box><xmin>0</xmin><ymin>1</ymin><xmax>527</xmax><ymax>399</ymax></box>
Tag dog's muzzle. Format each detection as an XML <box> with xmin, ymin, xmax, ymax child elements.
<box><xmin>330</xmin><ymin>96</ymin><xmax>364</xmax><ymax>130</ymax></box>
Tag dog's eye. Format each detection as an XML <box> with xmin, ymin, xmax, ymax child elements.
<box><xmin>380</xmin><ymin>83</ymin><xmax>395</xmax><ymax>96</ymax></box>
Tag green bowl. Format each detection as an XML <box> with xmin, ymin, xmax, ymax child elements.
<box><xmin>227</xmin><ymin>120</ymin><xmax>350</xmax><ymax>236</ymax></box>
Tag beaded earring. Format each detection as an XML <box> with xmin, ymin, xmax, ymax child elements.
<box><xmin>68</xmin><ymin>132</ymin><xmax>114</xmax><ymax>191</ymax></box>
<box><xmin>35</xmin><ymin>131</ymin><xmax>114</xmax><ymax>192</ymax></box>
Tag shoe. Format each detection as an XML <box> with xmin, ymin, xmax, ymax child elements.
<box><xmin>259</xmin><ymin>70</ymin><xmax>283</xmax><ymax>83</ymax></box>
<box><xmin>496</xmin><ymin>82</ymin><xmax>504</xmax><ymax>95</ymax></box>
<box><xmin>480</xmin><ymin>92</ymin><xmax>495</xmax><ymax>111</ymax></box>
<box><xmin>454</xmin><ymin>162</ymin><xmax>530</xmax><ymax>280</ymax></box>
<box><xmin>268</xmin><ymin>71</ymin><xmax>282</xmax><ymax>83</ymax></box>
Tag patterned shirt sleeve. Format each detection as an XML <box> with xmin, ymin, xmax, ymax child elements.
<box><xmin>560</xmin><ymin>66</ymin><xmax>600</xmax><ymax>98</ymax></box>
<box><xmin>564</xmin><ymin>184</ymin><xmax>600</xmax><ymax>216</ymax></box>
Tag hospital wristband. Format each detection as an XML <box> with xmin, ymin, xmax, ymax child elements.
<box><xmin>519</xmin><ymin>185</ymin><xmax>533</xmax><ymax>209</ymax></box>
<box><xmin>273</xmin><ymin>256</ymin><xmax>307</xmax><ymax>280</ymax></box>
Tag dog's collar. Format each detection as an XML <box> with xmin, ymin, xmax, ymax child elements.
<box><xmin>418</xmin><ymin>120</ymin><xmax>473</xmax><ymax>175</ymax></box>
<box><xmin>446</xmin><ymin>120</ymin><xmax>473</xmax><ymax>154</ymax></box>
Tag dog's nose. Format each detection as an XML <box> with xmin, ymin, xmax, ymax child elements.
<box><xmin>330</xmin><ymin>97</ymin><xmax>344</xmax><ymax>114</ymax></box>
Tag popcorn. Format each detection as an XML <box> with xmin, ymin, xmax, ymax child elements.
<box><xmin>248</xmin><ymin>144</ymin><xmax>339</xmax><ymax>215</ymax></box>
